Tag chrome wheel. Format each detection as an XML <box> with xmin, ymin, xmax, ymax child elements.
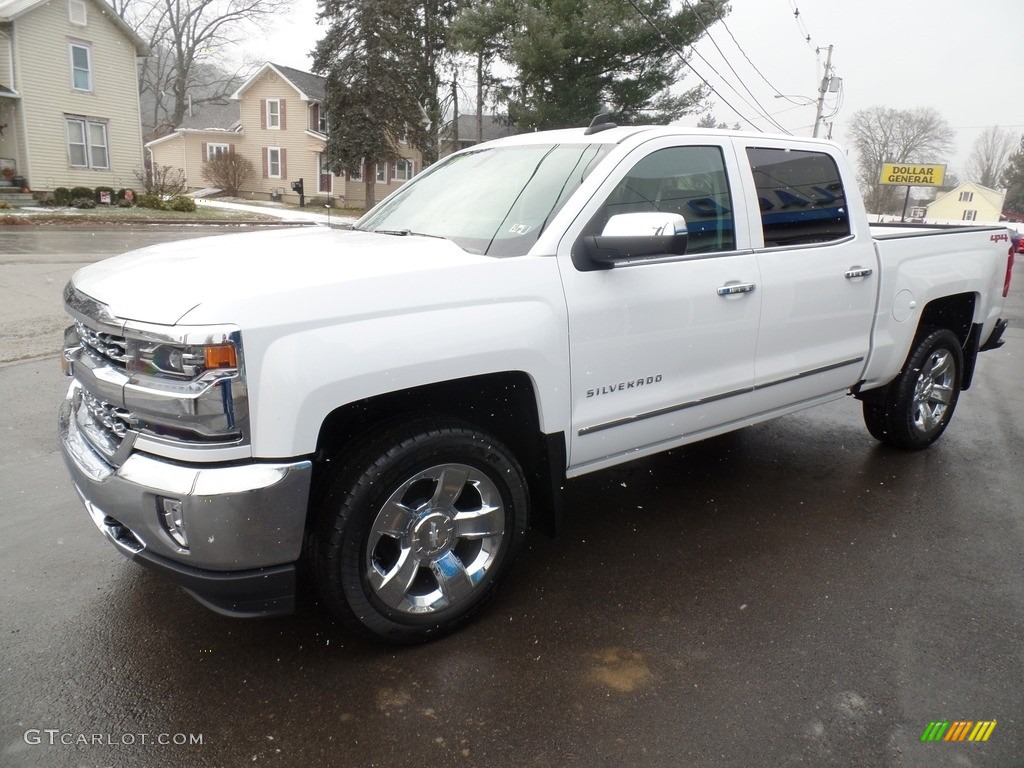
<box><xmin>862</xmin><ymin>327</ymin><xmax>962</xmax><ymax>450</ymax></box>
<box><xmin>312</xmin><ymin>418</ymin><xmax>528</xmax><ymax>643</ymax></box>
<box><xmin>910</xmin><ymin>348</ymin><xmax>955</xmax><ymax>436</ymax></box>
<box><xmin>367</xmin><ymin>463</ymin><xmax>506</xmax><ymax>615</ymax></box>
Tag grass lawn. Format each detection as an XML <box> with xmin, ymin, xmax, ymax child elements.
<box><xmin>0</xmin><ymin>205</ymin><xmax>283</xmax><ymax>225</ymax></box>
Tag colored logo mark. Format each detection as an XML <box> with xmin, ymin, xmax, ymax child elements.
<box><xmin>921</xmin><ymin>721</ymin><xmax>997</xmax><ymax>742</ymax></box>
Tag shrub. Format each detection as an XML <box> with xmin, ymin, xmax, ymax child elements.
<box><xmin>135</xmin><ymin>162</ymin><xmax>187</xmax><ymax>197</ymax></box>
<box><xmin>53</xmin><ymin>187</ymin><xmax>72</xmax><ymax>206</ymax></box>
<box><xmin>69</xmin><ymin>186</ymin><xmax>93</xmax><ymax>200</ymax></box>
<box><xmin>0</xmin><ymin>199</ymin><xmax>10</xmax><ymax>210</ymax></box>
<box><xmin>70</xmin><ymin>197</ymin><xmax>96</xmax><ymax>209</ymax></box>
<box><xmin>167</xmin><ymin>195</ymin><xmax>197</xmax><ymax>213</ymax></box>
<box><xmin>136</xmin><ymin>194</ymin><xmax>165</xmax><ymax>210</ymax></box>
<box><xmin>117</xmin><ymin>199</ymin><xmax>133</xmax><ymax>208</ymax></box>
<box><xmin>201</xmin><ymin>152</ymin><xmax>254</xmax><ymax>197</ymax></box>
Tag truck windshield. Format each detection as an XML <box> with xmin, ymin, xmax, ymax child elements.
<box><xmin>356</xmin><ymin>143</ymin><xmax>611</xmax><ymax>257</ymax></box>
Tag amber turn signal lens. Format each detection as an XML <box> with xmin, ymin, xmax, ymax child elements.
<box><xmin>204</xmin><ymin>344</ymin><xmax>237</xmax><ymax>369</ymax></box>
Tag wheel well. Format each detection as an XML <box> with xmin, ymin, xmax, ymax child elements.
<box><xmin>312</xmin><ymin>372</ymin><xmax>565</xmax><ymax>536</ymax></box>
<box><xmin>919</xmin><ymin>293</ymin><xmax>975</xmax><ymax>346</ymax></box>
<box><xmin>918</xmin><ymin>293</ymin><xmax>979</xmax><ymax>390</ymax></box>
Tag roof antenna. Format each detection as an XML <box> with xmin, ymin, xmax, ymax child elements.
<box><xmin>584</xmin><ymin>113</ymin><xmax>617</xmax><ymax>135</ymax></box>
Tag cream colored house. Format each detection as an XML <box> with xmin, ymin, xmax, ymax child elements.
<box><xmin>0</xmin><ymin>0</ymin><xmax>148</xmax><ymax>192</ymax></box>
<box><xmin>926</xmin><ymin>181</ymin><xmax>1006</xmax><ymax>224</ymax></box>
<box><xmin>145</xmin><ymin>62</ymin><xmax>422</xmax><ymax>209</ymax></box>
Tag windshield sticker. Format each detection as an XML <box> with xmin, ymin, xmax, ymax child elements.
<box><xmin>508</xmin><ymin>223</ymin><xmax>533</xmax><ymax>235</ymax></box>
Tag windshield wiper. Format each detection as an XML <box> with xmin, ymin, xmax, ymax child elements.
<box><xmin>373</xmin><ymin>228</ymin><xmax>448</xmax><ymax>240</ymax></box>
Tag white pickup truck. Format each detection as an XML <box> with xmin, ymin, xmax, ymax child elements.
<box><xmin>59</xmin><ymin>123</ymin><xmax>1014</xmax><ymax>643</ymax></box>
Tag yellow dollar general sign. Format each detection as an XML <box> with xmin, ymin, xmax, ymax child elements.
<box><xmin>920</xmin><ymin>721</ymin><xmax>997</xmax><ymax>742</ymax></box>
<box><xmin>880</xmin><ymin>163</ymin><xmax>946</xmax><ymax>186</ymax></box>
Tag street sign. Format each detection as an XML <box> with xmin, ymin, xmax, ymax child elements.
<box><xmin>879</xmin><ymin>163</ymin><xmax>946</xmax><ymax>186</ymax></box>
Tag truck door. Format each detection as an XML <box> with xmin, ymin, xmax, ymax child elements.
<box><xmin>557</xmin><ymin>138</ymin><xmax>761</xmax><ymax>474</ymax></box>
<box><xmin>739</xmin><ymin>143</ymin><xmax>877</xmax><ymax>412</ymax></box>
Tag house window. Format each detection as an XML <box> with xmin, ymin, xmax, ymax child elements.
<box><xmin>959</xmin><ymin>191</ymin><xmax>974</xmax><ymax>202</ymax></box>
<box><xmin>317</xmin><ymin>107</ymin><xmax>327</xmax><ymax>134</ymax></box>
<box><xmin>962</xmin><ymin>209</ymin><xmax>977</xmax><ymax>221</ymax></box>
<box><xmin>69</xmin><ymin>42</ymin><xmax>92</xmax><ymax>91</ymax></box>
<box><xmin>376</xmin><ymin>162</ymin><xmax>387</xmax><ymax>183</ymax></box>
<box><xmin>397</xmin><ymin>124</ymin><xmax>408</xmax><ymax>144</ymax></box>
<box><xmin>267</xmin><ymin>147</ymin><xmax>282</xmax><ymax>177</ymax></box>
<box><xmin>65</xmin><ymin>116</ymin><xmax>108</xmax><ymax>169</ymax></box>
<box><xmin>349</xmin><ymin>160</ymin><xmax>362</xmax><ymax>182</ymax></box>
<box><xmin>69</xmin><ymin>0</ymin><xmax>87</xmax><ymax>25</ymax></box>
<box><xmin>207</xmin><ymin>143</ymin><xmax>230</xmax><ymax>161</ymax></box>
<box><xmin>266</xmin><ymin>99</ymin><xmax>280</xmax><ymax>129</ymax></box>
<box><xmin>393</xmin><ymin>158</ymin><xmax>414</xmax><ymax>181</ymax></box>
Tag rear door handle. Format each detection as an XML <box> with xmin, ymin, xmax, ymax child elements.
<box><xmin>717</xmin><ymin>282</ymin><xmax>757</xmax><ymax>296</ymax></box>
<box><xmin>844</xmin><ymin>267</ymin><xmax>873</xmax><ymax>279</ymax></box>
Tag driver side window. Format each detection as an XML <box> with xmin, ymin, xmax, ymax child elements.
<box><xmin>593</xmin><ymin>146</ymin><xmax>736</xmax><ymax>254</ymax></box>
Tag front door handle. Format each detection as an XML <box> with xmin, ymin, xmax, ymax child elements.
<box><xmin>717</xmin><ymin>282</ymin><xmax>757</xmax><ymax>296</ymax></box>
<box><xmin>845</xmin><ymin>267</ymin><xmax>873</xmax><ymax>279</ymax></box>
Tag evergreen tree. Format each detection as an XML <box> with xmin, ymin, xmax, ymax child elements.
<box><xmin>314</xmin><ymin>0</ymin><xmax>428</xmax><ymax>209</ymax></box>
<box><xmin>455</xmin><ymin>0</ymin><xmax>726</xmax><ymax>132</ymax></box>
<box><xmin>1002</xmin><ymin>135</ymin><xmax>1024</xmax><ymax>217</ymax></box>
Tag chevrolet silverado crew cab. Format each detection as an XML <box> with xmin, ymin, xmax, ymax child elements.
<box><xmin>59</xmin><ymin>122</ymin><xmax>1014</xmax><ymax>643</ymax></box>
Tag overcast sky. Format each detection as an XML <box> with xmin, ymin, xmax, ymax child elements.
<box><xmin>250</xmin><ymin>0</ymin><xmax>1024</xmax><ymax>174</ymax></box>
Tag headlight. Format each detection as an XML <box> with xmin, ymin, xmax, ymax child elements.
<box><xmin>128</xmin><ymin>341</ymin><xmax>238</xmax><ymax>380</ymax></box>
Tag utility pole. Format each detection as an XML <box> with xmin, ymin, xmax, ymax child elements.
<box><xmin>812</xmin><ymin>44</ymin><xmax>833</xmax><ymax>138</ymax></box>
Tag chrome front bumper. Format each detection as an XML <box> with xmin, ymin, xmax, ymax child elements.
<box><xmin>59</xmin><ymin>386</ymin><xmax>313</xmax><ymax>617</ymax></box>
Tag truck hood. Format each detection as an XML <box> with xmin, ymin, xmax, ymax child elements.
<box><xmin>71</xmin><ymin>227</ymin><xmax>491</xmax><ymax>325</ymax></box>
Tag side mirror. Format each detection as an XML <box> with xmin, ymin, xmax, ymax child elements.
<box><xmin>581</xmin><ymin>212</ymin><xmax>688</xmax><ymax>268</ymax></box>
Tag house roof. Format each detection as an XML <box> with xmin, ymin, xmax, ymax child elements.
<box><xmin>446</xmin><ymin>114</ymin><xmax>514</xmax><ymax>144</ymax></box>
<box><xmin>230</xmin><ymin>62</ymin><xmax>326</xmax><ymax>102</ymax></box>
<box><xmin>176</xmin><ymin>100</ymin><xmax>241</xmax><ymax>131</ymax></box>
<box><xmin>0</xmin><ymin>0</ymin><xmax>150</xmax><ymax>55</ymax></box>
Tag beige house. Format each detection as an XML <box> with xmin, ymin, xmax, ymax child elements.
<box><xmin>926</xmin><ymin>181</ymin><xmax>1006</xmax><ymax>224</ymax></box>
<box><xmin>145</xmin><ymin>62</ymin><xmax>422</xmax><ymax>209</ymax></box>
<box><xmin>0</xmin><ymin>0</ymin><xmax>148</xmax><ymax>193</ymax></box>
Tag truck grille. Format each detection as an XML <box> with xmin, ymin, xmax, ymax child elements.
<box><xmin>81</xmin><ymin>389</ymin><xmax>133</xmax><ymax>439</ymax></box>
<box><xmin>76</xmin><ymin>320</ymin><xmax>128</xmax><ymax>369</ymax></box>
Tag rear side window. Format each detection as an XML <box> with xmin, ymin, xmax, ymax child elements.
<box><xmin>746</xmin><ymin>147</ymin><xmax>850</xmax><ymax>246</ymax></box>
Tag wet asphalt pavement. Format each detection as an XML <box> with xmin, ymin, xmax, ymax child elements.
<box><xmin>1</xmin><ymin>227</ymin><xmax>1023</xmax><ymax>768</ymax></box>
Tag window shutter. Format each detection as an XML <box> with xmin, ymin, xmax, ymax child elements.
<box><xmin>280</xmin><ymin>100</ymin><xmax>287</xmax><ymax>130</ymax></box>
<box><xmin>280</xmin><ymin>148</ymin><xmax>287</xmax><ymax>179</ymax></box>
<box><xmin>260</xmin><ymin>100</ymin><xmax>267</xmax><ymax>129</ymax></box>
<box><xmin>229</xmin><ymin>143</ymin><xmax>235</xmax><ymax>154</ymax></box>
<box><xmin>201</xmin><ymin>142</ymin><xmax>208</xmax><ymax>161</ymax></box>
<box><xmin>262</xmin><ymin>147</ymin><xmax>268</xmax><ymax>178</ymax></box>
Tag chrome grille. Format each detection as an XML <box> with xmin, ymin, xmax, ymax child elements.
<box><xmin>76</xmin><ymin>320</ymin><xmax>128</xmax><ymax>368</ymax></box>
<box><xmin>81</xmin><ymin>389</ymin><xmax>133</xmax><ymax>440</ymax></box>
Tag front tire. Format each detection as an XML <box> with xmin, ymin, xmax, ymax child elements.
<box><xmin>862</xmin><ymin>327</ymin><xmax>963</xmax><ymax>450</ymax></box>
<box><xmin>311</xmin><ymin>418</ymin><xmax>529</xmax><ymax>643</ymax></box>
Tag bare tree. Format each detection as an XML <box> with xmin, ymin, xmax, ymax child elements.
<box><xmin>117</xmin><ymin>0</ymin><xmax>288</xmax><ymax>133</ymax></box>
<box><xmin>965</xmin><ymin>126</ymin><xmax>1017</xmax><ymax>189</ymax></box>
<box><xmin>847</xmin><ymin>106</ymin><xmax>955</xmax><ymax>215</ymax></box>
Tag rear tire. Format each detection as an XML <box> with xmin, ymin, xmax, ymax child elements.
<box><xmin>862</xmin><ymin>327</ymin><xmax>963</xmax><ymax>450</ymax></box>
<box><xmin>311</xmin><ymin>417</ymin><xmax>529</xmax><ymax>644</ymax></box>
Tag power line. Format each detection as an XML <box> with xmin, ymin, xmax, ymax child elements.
<box><xmin>623</xmin><ymin>0</ymin><xmax>759</xmax><ymax>129</ymax></box>
<box><xmin>682</xmin><ymin>0</ymin><xmax>791</xmax><ymax>133</ymax></box>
